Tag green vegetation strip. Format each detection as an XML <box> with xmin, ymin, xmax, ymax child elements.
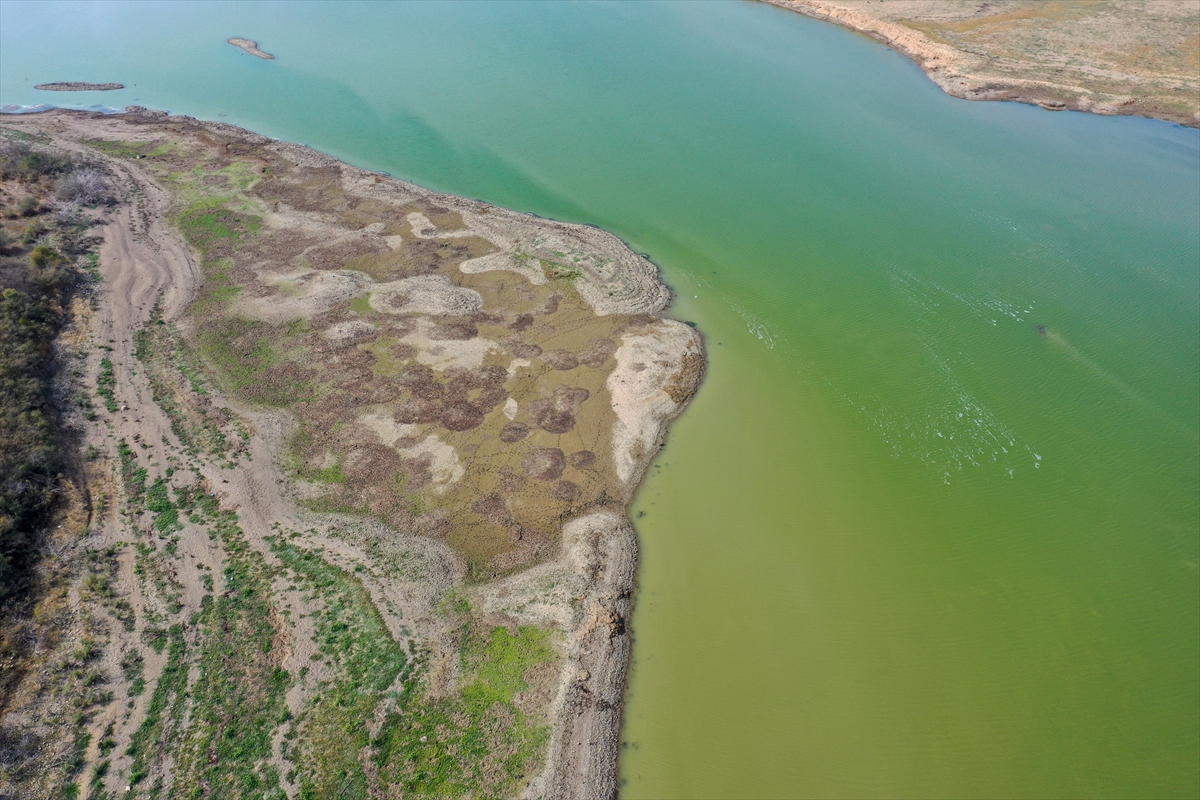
<box><xmin>97</xmin><ymin>357</ymin><xmax>117</xmax><ymax>412</ymax></box>
<box><xmin>125</xmin><ymin>624</ymin><xmax>188</xmax><ymax>791</ymax></box>
<box><xmin>122</xmin><ymin>490</ymin><xmax>291</xmax><ymax>798</ymax></box>
<box><xmin>116</xmin><ymin>439</ymin><xmax>148</xmax><ymax>503</ymax></box>
<box><xmin>170</xmin><ymin>510</ymin><xmax>290</xmax><ymax>799</ymax></box>
<box><xmin>373</xmin><ymin>622</ymin><xmax>555</xmax><ymax>798</ymax></box>
<box><xmin>269</xmin><ymin>537</ymin><xmax>410</xmax><ymax>800</ymax></box>
<box><xmin>265</xmin><ymin>534</ymin><xmax>558</xmax><ymax>799</ymax></box>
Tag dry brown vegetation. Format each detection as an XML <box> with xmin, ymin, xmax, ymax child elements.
<box><xmin>0</xmin><ymin>109</ymin><xmax>703</xmax><ymax>800</ymax></box>
<box><xmin>105</xmin><ymin>120</ymin><xmax>686</xmax><ymax>580</ymax></box>
<box><xmin>767</xmin><ymin>0</ymin><xmax>1200</xmax><ymax>126</ymax></box>
<box><xmin>0</xmin><ymin>127</ymin><xmax>116</xmax><ymax>797</ymax></box>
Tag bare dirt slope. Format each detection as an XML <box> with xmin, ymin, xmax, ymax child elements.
<box><xmin>0</xmin><ymin>108</ymin><xmax>704</xmax><ymax>800</ymax></box>
<box><xmin>765</xmin><ymin>0</ymin><xmax>1200</xmax><ymax>126</ymax></box>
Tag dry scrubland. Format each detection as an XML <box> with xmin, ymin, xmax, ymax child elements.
<box><xmin>767</xmin><ymin>0</ymin><xmax>1200</xmax><ymax>126</ymax></box>
<box><xmin>0</xmin><ymin>108</ymin><xmax>703</xmax><ymax>800</ymax></box>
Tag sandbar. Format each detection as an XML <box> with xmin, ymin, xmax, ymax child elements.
<box><xmin>227</xmin><ymin>37</ymin><xmax>275</xmax><ymax>59</ymax></box>
<box><xmin>34</xmin><ymin>82</ymin><xmax>123</xmax><ymax>91</ymax></box>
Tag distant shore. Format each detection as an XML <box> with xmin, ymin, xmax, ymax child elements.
<box><xmin>35</xmin><ymin>82</ymin><xmax>123</xmax><ymax>91</ymax></box>
<box><xmin>763</xmin><ymin>0</ymin><xmax>1200</xmax><ymax>128</ymax></box>
<box><xmin>228</xmin><ymin>37</ymin><xmax>275</xmax><ymax>60</ymax></box>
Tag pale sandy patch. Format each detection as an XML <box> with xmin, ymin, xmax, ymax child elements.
<box><xmin>359</xmin><ymin>410</ymin><xmax>464</xmax><ymax>492</ymax></box>
<box><xmin>405</xmin><ymin>212</ymin><xmax>437</xmax><ymax>238</ymax></box>
<box><xmin>460</xmin><ymin>252</ymin><xmax>548</xmax><ymax>285</ymax></box>
<box><xmin>606</xmin><ymin>320</ymin><xmax>704</xmax><ymax>485</ymax></box>
<box><xmin>369</xmin><ymin>274</ymin><xmax>483</xmax><ymax>316</ymax></box>
<box><xmin>399</xmin><ymin>316</ymin><xmax>498</xmax><ymax>372</ymax></box>
<box><xmin>237</xmin><ymin>269</ymin><xmax>371</xmax><ymax>323</ymax></box>
<box><xmin>507</xmin><ymin>357</ymin><xmax>531</xmax><ymax>378</ymax></box>
<box><xmin>323</xmin><ymin>319</ymin><xmax>375</xmax><ymax>340</ymax></box>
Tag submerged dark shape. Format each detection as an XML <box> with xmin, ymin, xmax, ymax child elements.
<box><xmin>1037</xmin><ymin>325</ymin><xmax>1048</xmax><ymax>338</ymax></box>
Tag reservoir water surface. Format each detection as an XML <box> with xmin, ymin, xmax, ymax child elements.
<box><xmin>2</xmin><ymin>2</ymin><xmax>1197</xmax><ymax>797</ymax></box>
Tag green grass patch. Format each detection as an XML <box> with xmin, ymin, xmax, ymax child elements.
<box><xmin>146</xmin><ymin>141</ymin><xmax>179</xmax><ymax>158</ymax></box>
<box><xmin>540</xmin><ymin>259</ymin><xmax>581</xmax><ymax>282</ymax></box>
<box><xmin>121</xmin><ymin>648</ymin><xmax>145</xmax><ymax>696</ymax></box>
<box><xmin>176</xmin><ymin>203</ymin><xmax>260</xmax><ymax>256</ymax></box>
<box><xmin>145</xmin><ymin>479</ymin><xmax>180</xmax><ymax>533</ymax></box>
<box><xmin>371</xmin><ymin>622</ymin><xmax>556</xmax><ymax>798</ymax></box>
<box><xmin>117</xmin><ymin>440</ymin><xmax>148</xmax><ymax>502</ymax></box>
<box><xmin>196</xmin><ymin>317</ymin><xmax>279</xmax><ymax>393</ymax></box>
<box><xmin>364</xmin><ymin>336</ymin><xmax>405</xmax><ymax>377</ymax></box>
<box><xmin>316</xmin><ymin>463</ymin><xmax>346</xmax><ymax>484</ymax></box>
<box><xmin>125</xmin><ymin>625</ymin><xmax>188</xmax><ymax>787</ymax></box>
<box><xmin>81</xmin><ymin>139</ymin><xmax>154</xmax><ymax>159</ymax></box>
<box><xmin>269</xmin><ymin>538</ymin><xmax>410</xmax><ymax>800</ymax></box>
<box><xmin>349</xmin><ymin>294</ymin><xmax>373</xmax><ymax>316</ymax></box>
<box><xmin>96</xmin><ymin>356</ymin><xmax>117</xmax><ymax>412</ymax></box>
<box><xmin>169</xmin><ymin>511</ymin><xmax>290</xmax><ymax>800</ymax></box>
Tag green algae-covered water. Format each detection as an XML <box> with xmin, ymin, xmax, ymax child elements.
<box><xmin>4</xmin><ymin>2</ymin><xmax>1197</xmax><ymax>796</ymax></box>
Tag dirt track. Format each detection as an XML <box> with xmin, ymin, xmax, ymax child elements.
<box><xmin>0</xmin><ymin>119</ymin><xmax>444</xmax><ymax>794</ymax></box>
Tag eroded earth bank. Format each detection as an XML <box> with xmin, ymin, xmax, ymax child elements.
<box><xmin>765</xmin><ymin>0</ymin><xmax>1200</xmax><ymax>127</ymax></box>
<box><xmin>0</xmin><ymin>107</ymin><xmax>704</xmax><ymax>800</ymax></box>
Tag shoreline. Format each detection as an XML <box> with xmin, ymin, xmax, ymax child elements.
<box><xmin>2</xmin><ymin>105</ymin><xmax>702</xmax><ymax>799</ymax></box>
<box><xmin>762</xmin><ymin>0</ymin><xmax>1200</xmax><ymax>128</ymax></box>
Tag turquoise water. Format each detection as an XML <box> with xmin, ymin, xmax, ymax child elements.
<box><xmin>3</xmin><ymin>2</ymin><xmax>1197</xmax><ymax>797</ymax></box>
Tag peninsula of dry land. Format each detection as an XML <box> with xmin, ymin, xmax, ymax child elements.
<box><xmin>0</xmin><ymin>107</ymin><xmax>702</xmax><ymax>799</ymax></box>
<box><xmin>228</xmin><ymin>37</ymin><xmax>276</xmax><ymax>60</ymax></box>
<box><xmin>765</xmin><ymin>0</ymin><xmax>1200</xmax><ymax>126</ymax></box>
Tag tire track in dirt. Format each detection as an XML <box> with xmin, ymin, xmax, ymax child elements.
<box><xmin>75</xmin><ymin>147</ymin><xmax>450</xmax><ymax>798</ymax></box>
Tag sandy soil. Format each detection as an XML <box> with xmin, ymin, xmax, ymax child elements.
<box><xmin>764</xmin><ymin>0</ymin><xmax>1200</xmax><ymax>127</ymax></box>
<box><xmin>2</xmin><ymin>107</ymin><xmax>704</xmax><ymax>799</ymax></box>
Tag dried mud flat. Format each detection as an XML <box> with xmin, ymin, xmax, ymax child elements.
<box><xmin>0</xmin><ymin>108</ymin><xmax>703</xmax><ymax>799</ymax></box>
<box><xmin>765</xmin><ymin>0</ymin><xmax>1200</xmax><ymax>127</ymax></box>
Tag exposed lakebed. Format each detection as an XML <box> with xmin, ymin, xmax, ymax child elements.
<box><xmin>2</xmin><ymin>1</ymin><xmax>1197</xmax><ymax>797</ymax></box>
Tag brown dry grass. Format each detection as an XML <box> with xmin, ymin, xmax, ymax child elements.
<box><xmin>64</xmin><ymin>120</ymin><xmax>660</xmax><ymax>581</ymax></box>
<box><xmin>770</xmin><ymin>0</ymin><xmax>1200</xmax><ymax>125</ymax></box>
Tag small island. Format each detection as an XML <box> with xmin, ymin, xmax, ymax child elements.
<box><xmin>227</xmin><ymin>37</ymin><xmax>275</xmax><ymax>60</ymax></box>
<box><xmin>34</xmin><ymin>82</ymin><xmax>123</xmax><ymax>91</ymax></box>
